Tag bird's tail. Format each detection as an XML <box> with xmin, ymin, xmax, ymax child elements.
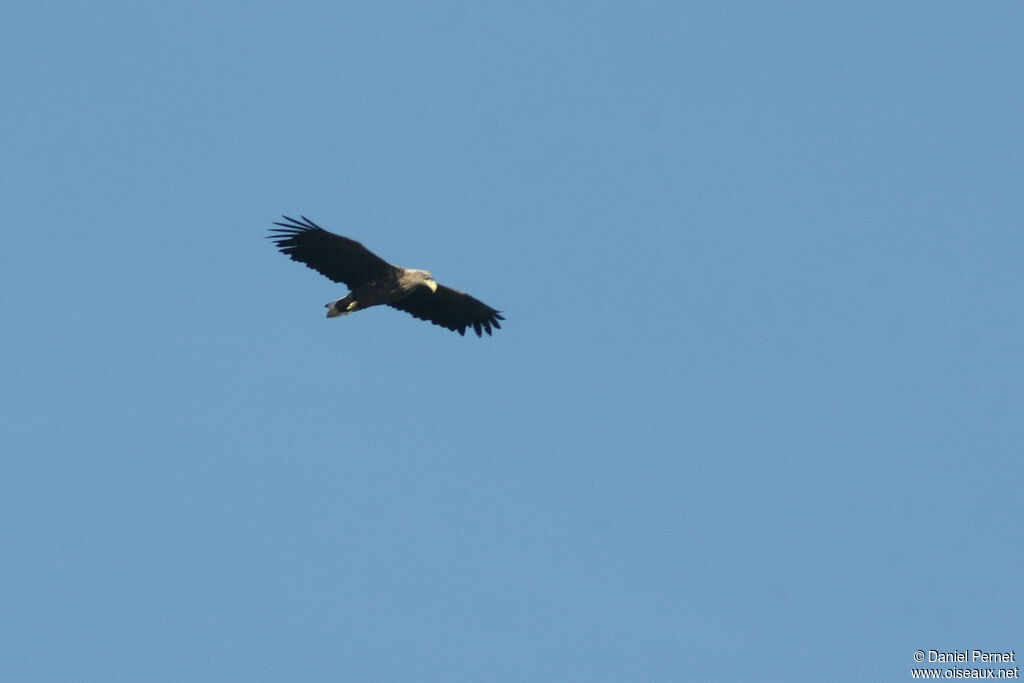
<box><xmin>326</xmin><ymin>296</ymin><xmax>358</xmax><ymax>318</ymax></box>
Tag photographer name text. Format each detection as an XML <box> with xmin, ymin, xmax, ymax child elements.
<box><xmin>920</xmin><ymin>652</ymin><xmax>1016</xmax><ymax>664</ymax></box>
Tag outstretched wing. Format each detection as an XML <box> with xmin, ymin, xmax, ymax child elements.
<box><xmin>267</xmin><ymin>216</ymin><xmax>395</xmax><ymax>288</ymax></box>
<box><xmin>388</xmin><ymin>284</ymin><xmax>504</xmax><ymax>336</ymax></box>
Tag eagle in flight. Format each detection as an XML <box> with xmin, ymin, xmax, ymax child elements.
<box><xmin>268</xmin><ymin>216</ymin><xmax>504</xmax><ymax>337</ymax></box>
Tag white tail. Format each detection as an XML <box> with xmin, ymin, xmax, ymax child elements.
<box><xmin>326</xmin><ymin>297</ymin><xmax>357</xmax><ymax>318</ymax></box>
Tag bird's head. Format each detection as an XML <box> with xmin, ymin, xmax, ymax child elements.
<box><xmin>411</xmin><ymin>269</ymin><xmax>438</xmax><ymax>293</ymax></box>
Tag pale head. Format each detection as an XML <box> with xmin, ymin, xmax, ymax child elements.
<box><xmin>398</xmin><ymin>268</ymin><xmax>438</xmax><ymax>293</ymax></box>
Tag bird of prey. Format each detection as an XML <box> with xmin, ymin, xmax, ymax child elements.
<box><xmin>268</xmin><ymin>216</ymin><xmax>504</xmax><ymax>337</ymax></box>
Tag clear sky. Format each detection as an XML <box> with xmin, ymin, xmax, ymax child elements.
<box><xmin>3</xmin><ymin>2</ymin><xmax>1022</xmax><ymax>681</ymax></box>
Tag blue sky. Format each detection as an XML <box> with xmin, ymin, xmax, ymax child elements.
<box><xmin>3</xmin><ymin>2</ymin><xmax>1022</xmax><ymax>681</ymax></box>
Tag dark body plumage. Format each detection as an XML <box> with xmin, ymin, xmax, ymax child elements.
<box><xmin>268</xmin><ymin>216</ymin><xmax>504</xmax><ymax>337</ymax></box>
